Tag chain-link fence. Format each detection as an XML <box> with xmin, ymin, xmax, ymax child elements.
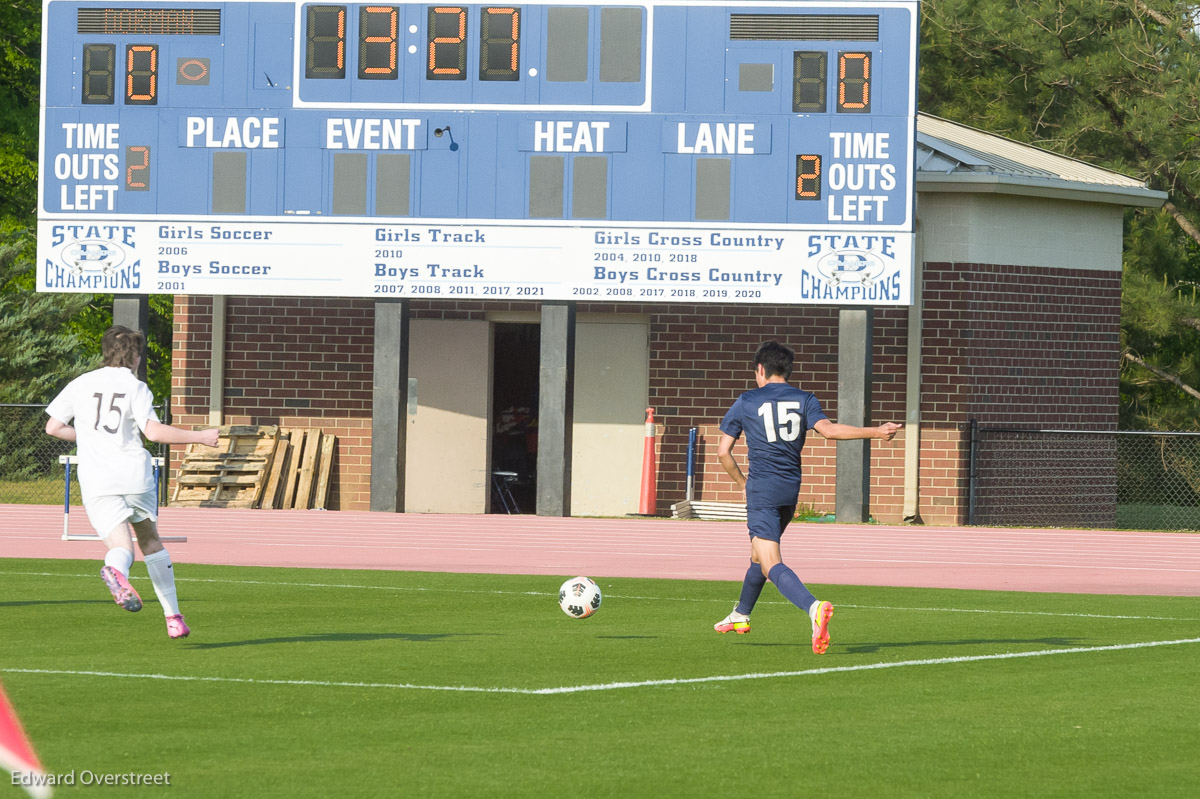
<box><xmin>970</xmin><ymin>422</ymin><xmax>1200</xmax><ymax>531</ymax></box>
<box><xmin>0</xmin><ymin>403</ymin><xmax>167</xmax><ymax>506</ymax></box>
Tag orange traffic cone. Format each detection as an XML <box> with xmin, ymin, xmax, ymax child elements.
<box><xmin>638</xmin><ymin>408</ymin><xmax>658</xmax><ymax>515</ymax></box>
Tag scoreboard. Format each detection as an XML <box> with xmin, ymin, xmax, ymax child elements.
<box><xmin>37</xmin><ymin>0</ymin><xmax>919</xmax><ymax>305</ymax></box>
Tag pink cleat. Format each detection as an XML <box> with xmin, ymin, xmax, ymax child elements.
<box><xmin>165</xmin><ymin>614</ymin><xmax>190</xmax><ymax>639</ymax></box>
<box><xmin>811</xmin><ymin>600</ymin><xmax>834</xmax><ymax>655</ymax></box>
<box><xmin>100</xmin><ymin>566</ymin><xmax>142</xmax><ymax>612</ymax></box>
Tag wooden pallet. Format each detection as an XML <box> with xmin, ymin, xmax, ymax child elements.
<box><xmin>171</xmin><ymin>425</ymin><xmax>280</xmax><ymax>508</ymax></box>
<box><xmin>261</xmin><ymin>428</ymin><xmax>337</xmax><ymax>510</ymax></box>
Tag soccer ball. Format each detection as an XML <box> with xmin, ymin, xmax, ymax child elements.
<box><xmin>558</xmin><ymin>576</ymin><xmax>602</xmax><ymax>619</ymax></box>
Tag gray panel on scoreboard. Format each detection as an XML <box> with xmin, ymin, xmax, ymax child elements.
<box><xmin>572</xmin><ymin>156</ymin><xmax>608</xmax><ymax>219</ymax></box>
<box><xmin>547</xmin><ymin>7</ymin><xmax>588</xmax><ymax>82</ymax></box>
<box><xmin>739</xmin><ymin>63</ymin><xmax>774</xmax><ymax>92</ymax></box>
<box><xmin>599</xmin><ymin>8</ymin><xmax>642</xmax><ymax>83</ymax></box>
<box><xmin>695</xmin><ymin>158</ymin><xmax>731</xmax><ymax>221</ymax></box>
<box><xmin>376</xmin><ymin>154</ymin><xmax>411</xmax><ymax>216</ymax></box>
<box><xmin>212</xmin><ymin>152</ymin><xmax>246</xmax><ymax>214</ymax></box>
<box><xmin>333</xmin><ymin>153</ymin><xmax>367</xmax><ymax>215</ymax></box>
<box><xmin>529</xmin><ymin>156</ymin><xmax>564</xmax><ymax>218</ymax></box>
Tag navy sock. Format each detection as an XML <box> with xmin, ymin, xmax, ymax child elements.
<box><xmin>768</xmin><ymin>563</ymin><xmax>817</xmax><ymax>613</ymax></box>
<box><xmin>734</xmin><ymin>561</ymin><xmax>768</xmax><ymax>615</ymax></box>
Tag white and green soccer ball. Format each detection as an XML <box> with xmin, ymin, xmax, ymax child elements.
<box><xmin>559</xmin><ymin>576</ymin><xmax>602</xmax><ymax>619</ymax></box>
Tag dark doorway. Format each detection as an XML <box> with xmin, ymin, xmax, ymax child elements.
<box><xmin>491</xmin><ymin>323</ymin><xmax>539</xmax><ymax>513</ymax></box>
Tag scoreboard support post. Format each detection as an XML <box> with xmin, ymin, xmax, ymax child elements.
<box><xmin>113</xmin><ymin>295</ymin><xmax>150</xmax><ymax>382</ymax></box>
<box><xmin>535</xmin><ymin>301</ymin><xmax>576</xmax><ymax>517</ymax></box>
<box><xmin>835</xmin><ymin>307</ymin><xmax>873</xmax><ymax>523</ymax></box>
<box><xmin>369</xmin><ymin>298</ymin><xmax>411</xmax><ymax>512</ymax></box>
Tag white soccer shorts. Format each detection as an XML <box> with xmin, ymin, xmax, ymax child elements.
<box><xmin>83</xmin><ymin>488</ymin><xmax>159</xmax><ymax>538</ymax></box>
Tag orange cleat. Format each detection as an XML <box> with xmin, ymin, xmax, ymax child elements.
<box><xmin>810</xmin><ymin>601</ymin><xmax>834</xmax><ymax>654</ymax></box>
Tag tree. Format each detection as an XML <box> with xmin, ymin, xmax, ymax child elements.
<box><xmin>0</xmin><ymin>232</ymin><xmax>94</xmax><ymax>403</ymax></box>
<box><xmin>920</xmin><ymin>0</ymin><xmax>1200</xmax><ymax>429</ymax></box>
<box><xmin>0</xmin><ymin>229</ymin><xmax>95</xmax><ymax>478</ymax></box>
<box><xmin>0</xmin><ymin>0</ymin><xmax>40</xmax><ymax>227</ymax></box>
<box><xmin>1121</xmin><ymin>212</ymin><xmax>1200</xmax><ymax>428</ymax></box>
<box><xmin>68</xmin><ymin>293</ymin><xmax>175</xmax><ymax>401</ymax></box>
<box><xmin>0</xmin><ymin>0</ymin><xmax>174</xmax><ymax>404</ymax></box>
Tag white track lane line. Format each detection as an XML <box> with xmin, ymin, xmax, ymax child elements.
<box><xmin>4</xmin><ymin>638</ymin><xmax>1198</xmax><ymax>695</ymax></box>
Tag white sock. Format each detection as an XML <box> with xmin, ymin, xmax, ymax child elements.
<box><xmin>144</xmin><ymin>550</ymin><xmax>180</xmax><ymax>617</ymax></box>
<box><xmin>104</xmin><ymin>547</ymin><xmax>134</xmax><ymax>578</ymax></box>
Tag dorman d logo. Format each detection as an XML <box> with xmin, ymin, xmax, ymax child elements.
<box><xmin>815</xmin><ymin>250</ymin><xmax>886</xmax><ymax>287</ymax></box>
<box><xmin>58</xmin><ymin>238</ymin><xmax>128</xmax><ymax>276</ymax></box>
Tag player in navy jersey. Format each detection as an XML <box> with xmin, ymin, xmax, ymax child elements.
<box><xmin>713</xmin><ymin>341</ymin><xmax>900</xmax><ymax>654</ymax></box>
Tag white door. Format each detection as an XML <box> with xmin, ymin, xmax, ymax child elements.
<box><xmin>570</xmin><ymin>321</ymin><xmax>650</xmax><ymax>515</ymax></box>
<box><xmin>405</xmin><ymin>319</ymin><xmax>492</xmax><ymax>512</ymax></box>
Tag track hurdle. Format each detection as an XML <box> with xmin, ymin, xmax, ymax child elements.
<box><xmin>58</xmin><ymin>455</ymin><xmax>187</xmax><ymax>542</ymax></box>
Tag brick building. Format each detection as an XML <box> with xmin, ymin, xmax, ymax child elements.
<box><xmin>168</xmin><ymin>115</ymin><xmax>1164</xmax><ymax>524</ymax></box>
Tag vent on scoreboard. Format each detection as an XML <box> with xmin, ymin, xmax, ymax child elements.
<box><xmin>729</xmin><ymin>14</ymin><xmax>879</xmax><ymax>42</ymax></box>
<box><xmin>77</xmin><ymin>8</ymin><xmax>222</xmax><ymax>35</ymax></box>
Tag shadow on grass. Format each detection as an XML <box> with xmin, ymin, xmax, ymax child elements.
<box><xmin>739</xmin><ymin>637</ymin><xmax>1084</xmax><ymax>654</ymax></box>
<box><xmin>597</xmin><ymin>635</ymin><xmax>658</xmax><ymax>640</ymax></box>
<box><xmin>841</xmin><ymin>637</ymin><xmax>1085</xmax><ymax>654</ymax></box>
<box><xmin>185</xmin><ymin>632</ymin><xmax>500</xmax><ymax>649</ymax></box>
<box><xmin>0</xmin><ymin>599</ymin><xmax>111</xmax><ymax>607</ymax></box>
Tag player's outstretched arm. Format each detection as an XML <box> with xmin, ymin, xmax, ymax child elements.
<box><xmin>716</xmin><ymin>433</ymin><xmax>746</xmax><ymax>490</ymax></box>
<box><xmin>143</xmin><ymin>420</ymin><xmax>220</xmax><ymax>448</ymax></box>
<box><xmin>813</xmin><ymin>419</ymin><xmax>902</xmax><ymax>441</ymax></box>
<box><xmin>45</xmin><ymin>417</ymin><xmax>77</xmax><ymax>443</ymax></box>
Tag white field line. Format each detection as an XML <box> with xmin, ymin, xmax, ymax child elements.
<box><xmin>2</xmin><ymin>569</ymin><xmax>1198</xmax><ymax>621</ymax></box>
<box><xmin>4</xmin><ymin>638</ymin><xmax>1199</xmax><ymax>695</ymax></box>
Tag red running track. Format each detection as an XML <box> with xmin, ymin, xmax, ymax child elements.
<box><xmin>1</xmin><ymin>504</ymin><xmax>1198</xmax><ymax>596</ymax></box>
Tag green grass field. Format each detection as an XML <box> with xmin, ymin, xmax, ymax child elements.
<box><xmin>1115</xmin><ymin>502</ymin><xmax>1200</xmax><ymax>531</ymax></box>
<box><xmin>0</xmin><ymin>479</ymin><xmax>81</xmax><ymax>506</ymax></box>
<box><xmin>2</xmin><ymin>558</ymin><xmax>1198</xmax><ymax>798</ymax></box>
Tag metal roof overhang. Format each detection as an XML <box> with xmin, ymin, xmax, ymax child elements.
<box><xmin>915</xmin><ymin>171</ymin><xmax>1167</xmax><ymax>208</ymax></box>
<box><xmin>914</xmin><ymin>124</ymin><xmax>1168</xmax><ymax>209</ymax></box>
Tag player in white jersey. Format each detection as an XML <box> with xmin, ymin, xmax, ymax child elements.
<box><xmin>45</xmin><ymin>325</ymin><xmax>219</xmax><ymax>639</ymax></box>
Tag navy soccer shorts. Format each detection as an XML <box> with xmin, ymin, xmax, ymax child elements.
<box><xmin>746</xmin><ymin>505</ymin><xmax>796</xmax><ymax>543</ymax></box>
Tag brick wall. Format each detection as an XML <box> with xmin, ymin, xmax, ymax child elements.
<box><xmin>920</xmin><ymin>263</ymin><xmax>1122</xmax><ymax>524</ymax></box>
<box><xmin>646</xmin><ymin>304</ymin><xmax>910</xmax><ymax>521</ymax></box>
<box><xmin>170</xmin><ymin>261</ymin><xmax>1121</xmax><ymax>523</ymax></box>
<box><xmin>171</xmin><ymin>295</ymin><xmax>375</xmax><ymax>509</ymax></box>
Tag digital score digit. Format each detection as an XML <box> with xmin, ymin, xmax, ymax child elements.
<box><xmin>837</xmin><ymin>51</ymin><xmax>870</xmax><ymax>112</ymax></box>
<box><xmin>125</xmin><ymin>44</ymin><xmax>159</xmax><ymax>104</ymax></box>
<box><xmin>81</xmin><ymin>43</ymin><xmax>116</xmax><ymax>104</ymax></box>
<box><xmin>480</xmin><ymin>7</ymin><xmax>519</xmax><ymax>81</ymax></box>
<box><xmin>306</xmin><ymin>5</ymin><xmax>347</xmax><ymax>79</ymax></box>
<box><xmin>125</xmin><ymin>145</ymin><xmax>151</xmax><ymax>190</ymax></box>
<box><xmin>796</xmin><ymin>155</ymin><xmax>821</xmax><ymax>201</ymax></box>
<box><xmin>792</xmin><ymin>51</ymin><xmax>827</xmax><ymax>113</ymax></box>
<box><xmin>359</xmin><ymin>5</ymin><xmax>399</xmax><ymax>79</ymax></box>
<box><xmin>426</xmin><ymin>6</ymin><xmax>467</xmax><ymax>80</ymax></box>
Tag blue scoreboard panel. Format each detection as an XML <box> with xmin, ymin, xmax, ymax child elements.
<box><xmin>37</xmin><ymin>0</ymin><xmax>918</xmax><ymax>305</ymax></box>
